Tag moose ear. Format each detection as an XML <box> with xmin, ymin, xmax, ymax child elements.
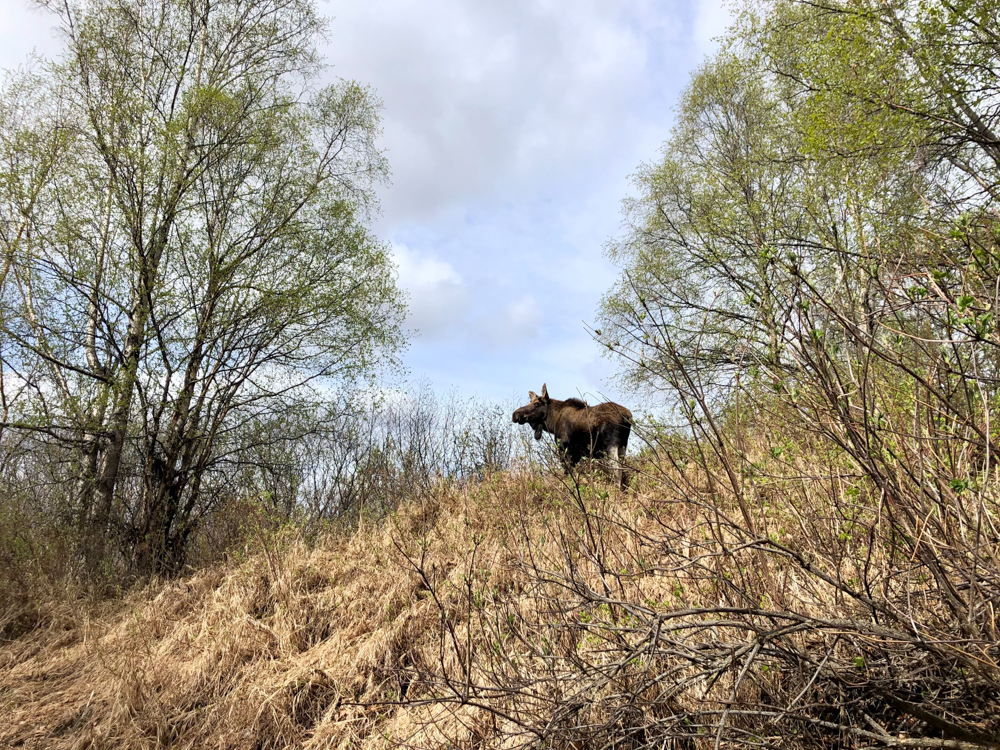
<box><xmin>528</xmin><ymin>391</ymin><xmax>539</xmax><ymax>402</ymax></box>
<box><xmin>541</xmin><ymin>383</ymin><xmax>549</xmax><ymax>399</ymax></box>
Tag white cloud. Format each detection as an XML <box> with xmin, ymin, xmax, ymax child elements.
<box><xmin>506</xmin><ymin>294</ymin><xmax>543</xmax><ymax>337</ymax></box>
<box><xmin>0</xmin><ymin>3</ymin><xmax>61</xmax><ymax>74</ymax></box>
<box><xmin>693</xmin><ymin>0</ymin><xmax>737</xmax><ymax>56</ymax></box>
<box><xmin>323</xmin><ymin>0</ymin><xmax>683</xmax><ymax>222</ymax></box>
<box><xmin>392</xmin><ymin>243</ymin><xmax>470</xmax><ymax>339</ymax></box>
<box><xmin>480</xmin><ymin>293</ymin><xmax>542</xmax><ymax>349</ymax></box>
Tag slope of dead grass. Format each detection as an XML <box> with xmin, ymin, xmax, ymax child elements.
<box><xmin>2</xmin><ymin>458</ymin><xmax>998</xmax><ymax>749</ymax></box>
<box><xmin>0</xmin><ymin>472</ymin><xmax>674</xmax><ymax>749</ymax></box>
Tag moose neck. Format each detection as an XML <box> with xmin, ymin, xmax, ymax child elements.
<box><xmin>544</xmin><ymin>399</ymin><xmax>569</xmax><ymax>436</ymax></box>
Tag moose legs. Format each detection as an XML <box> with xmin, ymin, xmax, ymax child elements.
<box><xmin>612</xmin><ymin>444</ymin><xmax>629</xmax><ymax>490</ymax></box>
<box><xmin>556</xmin><ymin>442</ymin><xmax>584</xmax><ymax>476</ymax></box>
<box><xmin>557</xmin><ymin>440</ymin><xmax>629</xmax><ymax>491</ymax></box>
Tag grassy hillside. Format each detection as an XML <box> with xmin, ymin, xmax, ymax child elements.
<box><xmin>4</xmin><ymin>445</ymin><xmax>998</xmax><ymax>749</ymax></box>
<box><xmin>0</xmin><ymin>472</ymin><xmax>650</xmax><ymax>749</ymax></box>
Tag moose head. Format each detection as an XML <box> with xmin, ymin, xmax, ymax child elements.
<box><xmin>512</xmin><ymin>384</ymin><xmax>550</xmax><ymax>440</ymax></box>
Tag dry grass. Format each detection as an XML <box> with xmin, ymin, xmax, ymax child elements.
<box><xmin>2</xmin><ymin>452</ymin><xmax>998</xmax><ymax>749</ymax></box>
<box><xmin>0</xmin><ymin>472</ymin><xmax>640</xmax><ymax>749</ymax></box>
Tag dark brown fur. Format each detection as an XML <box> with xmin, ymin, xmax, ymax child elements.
<box><xmin>512</xmin><ymin>384</ymin><xmax>632</xmax><ymax>488</ymax></box>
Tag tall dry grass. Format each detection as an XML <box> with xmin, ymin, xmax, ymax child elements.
<box><xmin>0</xmin><ymin>471</ymin><xmax>613</xmax><ymax>749</ymax></box>
<box><xmin>2</xmin><ymin>412</ymin><xmax>999</xmax><ymax>749</ymax></box>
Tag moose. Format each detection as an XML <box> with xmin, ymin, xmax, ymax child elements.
<box><xmin>513</xmin><ymin>384</ymin><xmax>632</xmax><ymax>489</ymax></box>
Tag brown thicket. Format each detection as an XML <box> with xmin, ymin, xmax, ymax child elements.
<box><xmin>3</xmin><ymin>409</ymin><xmax>999</xmax><ymax>749</ymax></box>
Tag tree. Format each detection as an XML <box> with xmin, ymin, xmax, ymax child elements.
<box><xmin>0</xmin><ymin>0</ymin><xmax>405</xmax><ymax>576</ymax></box>
<box><xmin>599</xmin><ymin>0</ymin><xmax>1000</xmax><ymax>489</ymax></box>
<box><xmin>596</xmin><ymin>0</ymin><xmax>1000</xmax><ymax>743</ymax></box>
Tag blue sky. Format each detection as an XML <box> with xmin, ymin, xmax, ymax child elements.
<box><xmin>0</xmin><ymin>0</ymin><xmax>733</xmax><ymax>408</ymax></box>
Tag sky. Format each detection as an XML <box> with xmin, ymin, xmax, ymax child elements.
<box><xmin>0</xmin><ymin>0</ymin><xmax>734</xmax><ymax>408</ymax></box>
